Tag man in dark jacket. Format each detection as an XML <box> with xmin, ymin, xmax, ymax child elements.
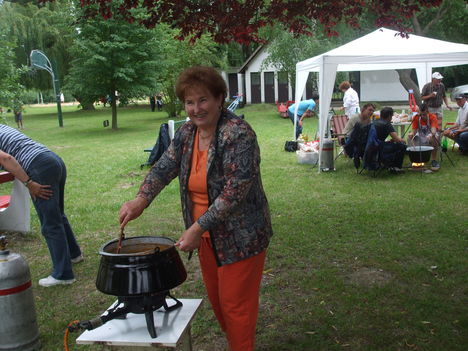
<box><xmin>374</xmin><ymin>107</ymin><xmax>406</xmax><ymax>172</ymax></box>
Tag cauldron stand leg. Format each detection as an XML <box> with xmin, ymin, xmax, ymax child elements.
<box><xmin>145</xmin><ymin>311</ymin><xmax>157</xmax><ymax>338</ymax></box>
<box><xmin>164</xmin><ymin>292</ymin><xmax>183</xmax><ymax>312</ymax></box>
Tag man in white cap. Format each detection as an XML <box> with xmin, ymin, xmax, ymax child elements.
<box><xmin>420</xmin><ymin>72</ymin><xmax>452</xmax><ymax>128</ymax></box>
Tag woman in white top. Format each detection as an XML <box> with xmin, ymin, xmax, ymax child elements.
<box><xmin>339</xmin><ymin>81</ymin><xmax>360</xmax><ymax>117</ymax></box>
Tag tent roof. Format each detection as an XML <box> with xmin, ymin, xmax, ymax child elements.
<box><xmin>297</xmin><ymin>28</ymin><xmax>468</xmax><ymax>73</ymax></box>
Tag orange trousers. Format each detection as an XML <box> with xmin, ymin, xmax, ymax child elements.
<box><xmin>198</xmin><ymin>237</ymin><xmax>266</xmax><ymax>351</ymax></box>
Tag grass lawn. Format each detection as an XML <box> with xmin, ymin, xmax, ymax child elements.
<box><xmin>1</xmin><ymin>103</ymin><xmax>467</xmax><ymax>351</ymax></box>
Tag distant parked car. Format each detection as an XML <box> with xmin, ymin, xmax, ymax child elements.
<box><xmin>450</xmin><ymin>84</ymin><xmax>468</xmax><ymax>101</ymax></box>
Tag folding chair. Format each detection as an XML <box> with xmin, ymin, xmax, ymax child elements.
<box><xmin>443</xmin><ymin>122</ymin><xmax>457</xmax><ymax>151</ymax></box>
<box><xmin>330</xmin><ymin>114</ymin><xmax>349</xmax><ymax>159</ymax></box>
<box><xmin>140</xmin><ymin>118</ymin><xmax>188</xmax><ymax>169</ymax></box>
<box><xmin>140</xmin><ymin>123</ymin><xmax>171</xmax><ymax>169</ymax></box>
<box><xmin>227</xmin><ymin>94</ymin><xmax>243</xmax><ymax>113</ymax></box>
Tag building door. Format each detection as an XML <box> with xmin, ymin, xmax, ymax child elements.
<box><xmin>264</xmin><ymin>72</ymin><xmax>275</xmax><ymax>103</ymax></box>
<box><xmin>250</xmin><ymin>72</ymin><xmax>261</xmax><ymax>103</ymax></box>
<box><xmin>278</xmin><ymin>72</ymin><xmax>289</xmax><ymax>102</ymax></box>
<box><xmin>228</xmin><ymin>73</ymin><xmax>238</xmax><ymax>99</ymax></box>
<box><xmin>305</xmin><ymin>73</ymin><xmax>317</xmax><ymax>99</ymax></box>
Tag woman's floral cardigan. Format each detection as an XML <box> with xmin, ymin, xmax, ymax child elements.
<box><xmin>137</xmin><ymin>110</ymin><xmax>273</xmax><ymax>266</ymax></box>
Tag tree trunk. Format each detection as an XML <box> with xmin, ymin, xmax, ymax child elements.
<box><xmin>396</xmin><ymin>69</ymin><xmax>422</xmax><ymax>106</ymax></box>
<box><xmin>111</xmin><ymin>90</ymin><xmax>118</xmax><ymax>129</ymax></box>
<box><xmin>395</xmin><ymin>10</ymin><xmax>441</xmax><ymax>108</ymax></box>
<box><xmin>73</xmin><ymin>95</ymin><xmax>96</xmax><ymax>110</ymax></box>
<box><xmin>81</xmin><ymin>102</ymin><xmax>96</xmax><ymax>110</ymax></box>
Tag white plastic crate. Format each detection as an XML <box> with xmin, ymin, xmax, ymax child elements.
<box><xmin>296</xmin><ymin>150</ymin><xmax>319</xmax><ymax>165</ymax></box>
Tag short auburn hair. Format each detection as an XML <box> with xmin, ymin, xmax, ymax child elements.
<box><xmin>339</xmin><ymin>81</ymin><xmax>351</xmax><ymax>90</ymax></box>
<box><xmin>176</xmin><ymin>66</ymin><xmax>227</xmax><ymax>101</ymax></box>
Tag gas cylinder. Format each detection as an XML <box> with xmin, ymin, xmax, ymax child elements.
<box><xmin>320</xmin><ymin>138</ymin><xmax>335</xmax><ymax>171</ymax></box>
<box><xmin>0</xmin><ymin>236</ymin><xmax>40</xmax><ymax>351</ymax></box>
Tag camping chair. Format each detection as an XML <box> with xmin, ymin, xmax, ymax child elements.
<box><xmin>437</xmin><ymin>122</ymin><xmax>455</xmax><ymax>167</ymax></box>
<box><xmin>140</xmin><ymin>123</ymin><xmax>171</xmax><ymax>169</ymax></box>
<box><xmin>443</xmin><ymin>122</ymin><xmax>457</xmax><ymax>151</ymax></box>
<box><xmin>168</xmin><ymin>118</ymin><xmax>188</xmax><ymax>139</ymax></box>
<box><xmin>227</xmin><ymin>94</ymin><xmax>243</xmax><ymax>113</ymax></box>
<box><xmin>140</xmin><ymin>118</ymin><xmax>188</xmax><ymax>169</ymax></box>
<box><xmin>345</xmin><ymin>123</ymin><xmax>386</xmax><ymax>177</ymax></box>
<box><xmin>330</xmin><ymin>114</ymin><xmax>349</xmax><ymax>159</ymax></box>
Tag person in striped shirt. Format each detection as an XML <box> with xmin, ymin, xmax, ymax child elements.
<box><xmin>0</xmin><ymin>124</ymin><xmax>82</xmax><ymax>287</ymax></box>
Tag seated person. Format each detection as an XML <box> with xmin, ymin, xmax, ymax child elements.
<box><xmin>343</xmin><ymin>103</ymin><xmax>375</xmax><ymax>138</ymax></box>
<box><xmin>287</xmin><ymin>94</ymin><xmax>319</xmax><ymax>139</ymax></box>
<box><xmin>375</xmin><ymin>107</ymin><xmax>407</xmax><ymax>171</ymax></box>
<box><xmin>443</xmin><ymin>94</ymin><xmax>468</xmax><ymax>151</ymax></box>
<box><xmin>407</xmin><ymin>103</ymin><xmax>440</xmax><ymax>171</ymax></box>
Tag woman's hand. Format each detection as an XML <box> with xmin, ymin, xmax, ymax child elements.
<box><xmin>119</xmin><ymin>197</ymin><xmax>148</xmax><ymax>229</ymax></box>
<box><xmin>175</xmin><ymin>222</ymin><xmax>204</xmax><ymax>252</ymax></box>
<box><xmin>27</xmin><ymin>181</ymin><xmax>52</xmax><ymax>200</ymax></box>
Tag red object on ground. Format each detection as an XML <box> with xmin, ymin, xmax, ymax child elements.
<box><xmin>276</xmin><ymin>100</ymin><xmax>295</xmax><ymax>118</ymax></box>
<box><xmin>0</xmin><ymin>195</ymin><xmax>10</xmax><ymax>208</ymax></box>
<box><xmin>0</xmin><ymin>172</ymin><xmax>14</xmax><ymax>209</ymax></box>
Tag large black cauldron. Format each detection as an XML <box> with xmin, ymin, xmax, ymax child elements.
<box><xmin>407</xmin><ymin>146</ymin><xmax>434</xmax><ymax>163</ymax></box>
<box><xmin>73</xmin><ymin>237</ymin><xmax>187</xmax><ymax>339</ymax></box>
<box><xmin>95</xmin><ymin>236</ymin><xmax>187</xmax><ymax>296</ymax></box>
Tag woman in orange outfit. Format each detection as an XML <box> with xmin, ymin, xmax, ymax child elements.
<box><xmin>119</xmin><ymin>66</ymin><xmax>273</xmax><ymax>350</ymax></box>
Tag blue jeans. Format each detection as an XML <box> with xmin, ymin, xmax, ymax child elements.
<box><xmin>287</xmin><ymin>110</ymin><xmax>302</xmax><ymax>139</ymax></box>
<box><xmin>28</xmin><ymin>152</ymin><xmax>81</xmax><ymax>280</ymax></box>
<box><xmin>455</xmin><ymin>131</ymin><xmax>468</xmax><ymax>151</ymax></box>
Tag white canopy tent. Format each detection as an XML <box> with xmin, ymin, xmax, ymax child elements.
<box><xmin>294</xmin><ymin>27</ymin><xmax>468</xmax><ymax>170</ymax></box>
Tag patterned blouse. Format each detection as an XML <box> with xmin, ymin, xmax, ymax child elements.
<box><xmin>137</xmin><ymin>110</ymin><xmax>273</xmax><ymax>266</ymax></box>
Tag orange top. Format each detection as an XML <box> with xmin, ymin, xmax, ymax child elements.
<box><xmin>412</xmin><ymin>112</ymin><xmax>438</xmax><ymax>130</ymax></box>
<box><xmin>188</xmin><ymin>129</ymin><xmax>210</xmax><ymax>238</ymax></box>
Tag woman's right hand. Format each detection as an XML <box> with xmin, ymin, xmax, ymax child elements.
<box><xmin>119</xmin><ymin>197</ymin><xmax>148</xmax><ymax>229</ymax></box>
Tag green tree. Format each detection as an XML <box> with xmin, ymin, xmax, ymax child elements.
<box><xmin>261</xmin><ymin>25</ymin><xmax>335</xmax><ymax>80</ymax></box>
<box><xmin>0</xmin><ymin>25</ymin><xmax>24</xmax><ymax>110</ymax></box>
<box><xmin>156</xmin><ymin>26</ymin><xmax>226</xmax><ymax>117</ymax></box>
<box><xmin>348</xmin><ymin>0</ymin><xmax>468</xmax><ymax>102</ymax></box>
<box><xmin>410</xmin><ymin>0</ymin><xmax>468</xmax><ymax>88</ymax></box>
<box><xmin>259</xmin><ymin>23</ymin><xmax>355</xmax><ymax>93</ymax></box>
<box><xmin>0</xmin><ymin>0</ymin><xmax>75</xmax><ymax>100</ymax></box>
<box><xmin>65</xmin><ymin>1</ymin><xmax>161</xmax><ymax>129</ymax></box>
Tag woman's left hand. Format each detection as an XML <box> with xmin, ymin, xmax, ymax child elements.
<box><xmin>27</xmin><ymin>181</ymin><xmax>52</xmax><ymax>200</ymax></box>
<box><xmin>175</xmin><ymin>222</ymin><xmax>204</xmax><ymax>252</ymax></box>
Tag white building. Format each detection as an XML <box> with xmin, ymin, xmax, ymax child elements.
<box><xmin>223</xmin><ymin>45</ymin><xmax>408</xmax><ymax>105</ymax></box>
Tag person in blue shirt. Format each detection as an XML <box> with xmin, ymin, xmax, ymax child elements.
<box><xmin>287</xmin><ymin>94</ymin><xmax>319</xmax><ymax>139</ymax></box>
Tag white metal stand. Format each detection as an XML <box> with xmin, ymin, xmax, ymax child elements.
<box><xmin>76</xmin><ymin>299</ymin><xmax>203</xmax><ymax>350</ymax></box>
<box><xmin>0</xmin><ymin>174</ymin><xmax>30</xmax><ymax>233</ymax></box>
